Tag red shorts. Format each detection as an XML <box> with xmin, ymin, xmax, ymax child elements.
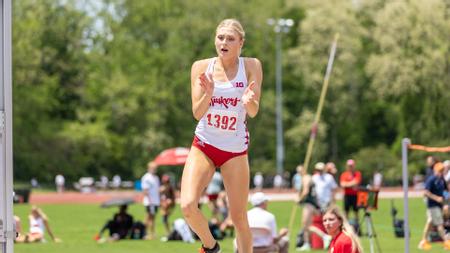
<box><xmin>192</xmin><ymin>136</ymin><xmax>247</xmax><ymax>167</ymax></box>
<box><xmin>207</xmin><ymin>194</ymin><xmax>219</xmax><ymax>201</ymax></box>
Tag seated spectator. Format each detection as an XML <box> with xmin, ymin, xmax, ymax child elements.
<box><xmin>161</xmin><ymin>218</ymin><xmax>195</xmax><ymax>243</ymax></box>
<box><xmin>15</xmin><ymin>206</ymin><xmax>61</xmax><ymax>243</ymax></box>
<box><xmin>14</xmin><ymin>215</ymin><xmax>22</xmax><ymax>241</ymax></box>
<box><xmin>96</xmin><ymin>205</ymin><xmax>134</xmax><ymax>242</ymax></box>
<box><xmin>235</xmin><ymin>192</ymin><xmax>289</xmax><ymax>253</ymax></box>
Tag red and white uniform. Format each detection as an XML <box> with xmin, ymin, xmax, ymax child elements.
<box><xmin>29</xmin><ymin>216</ymin><xmax>45</xmax><ymax>236</ymax></box>
<box><xmin>195</xmin><ymin>57</ymin><xmax>249</xmax><ymax>153</ymax></box>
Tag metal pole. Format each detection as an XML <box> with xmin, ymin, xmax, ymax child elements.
<box><xmin>302</xmin><ymin>34</ymin><xmax>339</xmax><ymax>173</ymax></box>
<box><xmin>288</xmin><ymin>34</ymin><xmax>339</xmax><ymax>231</ymax></box>
<box><xmin>275</xmin><ymin>31</ymin><xmax>284</xmax><ymax>176</ymax></box>
<box><xmin>0</xmin><ymin>0</ymin><xmax>14</xmax><ymax>252</ymax></box>
<box><xmin>402</xmin><ymin>138</ymin><xmax>411</xmax><ymax>253</ymax></box>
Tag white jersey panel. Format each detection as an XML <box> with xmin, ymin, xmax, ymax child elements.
<box><xmin>195</xmin><ymin>57</ymin><xmax>249</xmax><ymax>152</ymax></box>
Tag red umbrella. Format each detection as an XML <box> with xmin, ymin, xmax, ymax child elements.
<box><xmin>153</xmin><ymin>147</ymin><xmax>190</xmax><ymax>166</ymax></box>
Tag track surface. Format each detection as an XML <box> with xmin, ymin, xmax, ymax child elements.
<box><xmin>27</xmin><ymin>187</ymin><xmax>423</xmax><ymax>204</ymax></box>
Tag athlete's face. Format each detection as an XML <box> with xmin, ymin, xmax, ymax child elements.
<box><xmin>323</xmin><ymin>212</ymin><xmax>342</xmax><ymax>237</ymax></box>
<box><xmin>215</xmin><ymin>27</ymin><xmax>243</xmax><ymax>59</ymax></box>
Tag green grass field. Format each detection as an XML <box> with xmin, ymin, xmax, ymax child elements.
<box><xmin>13</xmin><ymin>198</ymin><xmax>445</xmax><ymax>253</ymax></box>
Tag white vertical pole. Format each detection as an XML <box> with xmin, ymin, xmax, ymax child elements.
<box><xmin>275</xmin><ymin>30</ymin><xmax>284</xmax><ymax>176</ymax></box>
<box><xmin>402</xmin><ymin>138</ymin><xmax>411</xmax><ymax>253</ymax></box>
<box><xmin>0</xmin><ymin>0</ymin><xmax>14</xmax><ymax>252</ymax></box>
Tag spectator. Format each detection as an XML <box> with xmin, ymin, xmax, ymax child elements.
<box><xmin>141</xmin><ymin>161</ymin><xmax>161</xmax><ymax>240</ymax></box>
<box><xmin>14</xmin><ymin>215</ymin><xmax>22</xmax><ymax>241</ymax></box>
<box><xmin>160</xmin><ymin>174</ymin><xmax>176</xmax><ymax>235</ymax></box>
<box><xmin>112</xmin><ymin>174</ymin><xmax>122</xmax><ymax>189</ymax></box>
<box><xmin>372</xmin><ymin>171</ymin><xmax>383</xmax><ymax>191</ymax></box>
<box><xmin>30</xmin><ymin>178</ymin><xmax>39</xmax><ymax>188</ymax></box>
<box><xmin>99</xmin><ymin>175</ymin><xmax>109</xmax><ymax>190</ymax></box>
<box><xmin>325</xmin><ymin>162</ymin><xmax>338</xmax><ymax>179</ymax></box>
<box><xmin>253</xmin><ymin>172</ymin><xmax>264</xmax><ymax>190</ymax></box>
<box><xmin>444</xmin><ymin>204</ymin><xmax>450</xmax><ymax>240</ymax></box>
<box><xmin>313</xmin><ymin>162</ymin><xmax>338</xmax><ymax>212</ymax></box>
<box><xmin>96</xmin><ymin>205</ymin><xmax>134</xmax><ymax>242</ymax></box>
<box><xmin>339</xmin><ymin>159</ymin><xmax>362</xmax><ymax>222</ymax></box>
<box><xmin>206</xmin><ymin>171</ymin><xmax>224</xmax><ymax>219</ymax></box>
<box><xmin>322</xmin><ymin>206</ymin><xmax>363</xmax><ymax>253</ymax></box>
<box><xmin>216</xmin><ymin>191</ymin><xmax>230</xmax><ymax>222</ymax></box>
<box><xmin>443</xmin><ymin>160</ymin><xmax>450</xmax><ymax>183</ymax></box>
<box><xmin>15</xmin><ymin>206</ymin><xmax>61</xmax><ymax>243</ymax></box>
<box><xmin>292</xmin><ymin>165</ymin><xmax>303</xmax><ymax>192</ymax></box>
<box><xmin>237</xmin><ymin>192</ymin><xmax>289</xmax><ymax>253</ymax></box>
<box><xmin>55</xmin><ymin>174</ymin><xmax>65</xmax><ymax>193</ymax></box>
<box><xmin>297</xmin><ymin>163</ymin><xmax>333</xmax><ymax>251</ymax></box>
<box><xmin>424</xmin><ymin>156</ymin><xmax>437</xmax><ymax>182</ymax></box>
<box><xmin>161</xmin><ymin>218</ymin><xmax>196</xmax><ymax>243</ymax></box>
<box><xmin>282</xmin><ymin>171</ymin><xmax>291</xmax><ymax>188</ymax></box>
<box><xmin>273</xmin><ymin>174</ymin><xmax>283</xmax><ymax>191</ymax></box>
<box><xmin>418</xmin><ymin>162</ymin><xmax>450</xmax><ymax>250</ymax></box>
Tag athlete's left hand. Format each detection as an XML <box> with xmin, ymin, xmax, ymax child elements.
<box><xmin>242</xmin><ymin>81</ymin><xmax>256</xmax><ymax>105</ymax></box>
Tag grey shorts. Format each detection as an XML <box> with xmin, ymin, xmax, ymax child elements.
<box><xmin>145</xmin><ymin>205</ymin><xmax>159</xmax><ymax>216</ymax></box>
<box><xmin>427</xmin><ymin>206</ymin><xmax>443</xmax><ymax>226</ymax></box>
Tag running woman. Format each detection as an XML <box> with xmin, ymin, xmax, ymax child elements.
<box><xmin>180</xmin><ymin>18</ymin><xmax>263</xmax><ymax>253</ymax></box>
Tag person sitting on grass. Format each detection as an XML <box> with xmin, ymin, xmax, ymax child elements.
<box><xmin>96</xmin><ymin>204</ymin><xmax>134</xmax><ymax>242</ymax></box>
<box><xmin>15</xmin><ymin>206</ymin><xmax>61</xmax><ymax>243</ymax></box>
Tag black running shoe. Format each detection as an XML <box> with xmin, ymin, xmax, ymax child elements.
<box><xmin>199</xmin><ymin>242</ymin><xmax>221</xmax><ymax>253</ymax></box>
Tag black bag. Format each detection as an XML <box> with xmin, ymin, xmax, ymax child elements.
<box><xmin>428</xmin><ymin>225</ymin><xmax>444</xmax><ymax>242</ymax></box>
<box><xmin>296</xmin><ymin>230</ymin><xmax>305</xmax><ymax>248</ymax></box>
<box><xmin>209</xmin><ymin>222</ymin><xmax>224</xmax><ymax>240</ymax></box>
<box><xmin>129</xmin><ymin>221</ymin><xmax>146</xmax><ymax>240</ymax></box>
<box><xmin>393</xmin><ymin>219</ymin><xmax>405</xmax><ymax>238</ymax></box>
<box><xmin>167</xmin><ymin>229</ymin><xmax>183</xmax><ymax>241</ymax></box>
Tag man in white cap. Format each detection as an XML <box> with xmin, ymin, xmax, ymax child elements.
<box><xmin>240</xmin><ymin>192</ymin><xmax>289</xmax><ymax>253</ymax></box>
<box><xmin>312</xmin><ymin>162</ymin><xmax>338</xmax><ymax>212</ymax></box>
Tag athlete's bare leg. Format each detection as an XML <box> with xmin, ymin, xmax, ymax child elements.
<box><xmin>180</xmin><ymin>147</ymin><xmax>216</xmax><ymax>248</ymax></box>
<box><xmin>221</xmin><ymin>155</ymin><xmax>252</xmax><ymax>253</ymax></box>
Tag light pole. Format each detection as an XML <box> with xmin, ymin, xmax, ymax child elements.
<box><xmin>267</xmin><ymin>18</ymin><xmax>294</xmax><ymax>177</ymax></box>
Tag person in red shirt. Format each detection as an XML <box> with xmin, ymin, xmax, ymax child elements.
<box><xmin>339</xmin><ymin>159</ymin><xmax>362</xmax><ymax>221</ymax></box>
<box><xmin>323</xmin><ymin>206</ymin><xmax>363</xmax><ymax>253</ymax></box>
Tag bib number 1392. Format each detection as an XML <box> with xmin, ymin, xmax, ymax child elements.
<box><xmin>206</xmin><ymin>111</ymin><xmax>237</xmax><ymax>131</ymax></box>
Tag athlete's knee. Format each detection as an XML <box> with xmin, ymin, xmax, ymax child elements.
<box><xmin>229</xmin><ymin>211</ymin><xmax>248</xmax><ymax>229</ymax></box>
<box><xmin>180</xmin><ymin>199</ymin><xmax>199</xmax><ymax>217</ymax></box>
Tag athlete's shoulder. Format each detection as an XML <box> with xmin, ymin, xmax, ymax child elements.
<box><xmin>243</xmin><ymin>57</ymin><xmax>262</xmax><ymax>68</ymax></box>
<box><xmin>192</xmin><ymin>58</ymin><xmax>214</xmax><ymax>71</ymax></box>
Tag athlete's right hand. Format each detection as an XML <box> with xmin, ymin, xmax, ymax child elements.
<box><xmin>199</xmin><ymin>72</ymin><xmax>214</xmax><ymax>96</ymax></box>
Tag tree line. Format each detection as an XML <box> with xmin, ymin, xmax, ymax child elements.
<box><xmin>12</xmin><ymin>0</ymin><xmax>450</xmax><ymax>186</ymax></box>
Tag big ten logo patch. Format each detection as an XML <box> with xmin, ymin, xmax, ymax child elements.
<box><xmin>235</xmin><ymin>82</ymin><xmax>244</xmax><ymax>88</ymax></box>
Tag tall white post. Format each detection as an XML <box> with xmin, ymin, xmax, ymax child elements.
<box><xmin>267</xmin><ymin>18</ymin><xmax>294</xmax><ymax>176</ymax></box>
<box><xmin>402</xmin><ymin>138</ymin><xmax>411</xmax><ymax>253</ymax></box>
<box><xmin>0</xmin><ymin>0</ymin><xmax>14</xmax><ymax>252</ymax></box>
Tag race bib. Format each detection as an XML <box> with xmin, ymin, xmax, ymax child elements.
<box><xmin>205</xmin><ymin>109</ymin><xmax>238</xmax><ymax>133</ymax></box>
